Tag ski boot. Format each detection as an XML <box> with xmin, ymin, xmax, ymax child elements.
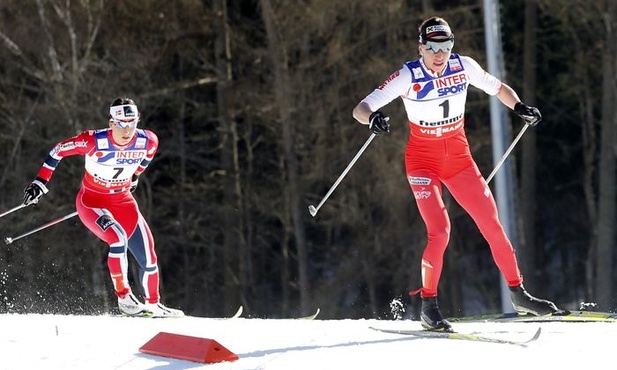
<box><xmin>420</xmin><ymin>296</ymin><xmax>453</xmax><ymax>332</ymax></box>
<box><xmin>509</xmin><ymin>284</ymin><xmax>559</xmax><ymax>316</ymax></box>
<box><xmin>118</xmin><ymin>292</ymin><xmax>152</xmax><ymax>317</ymax></box>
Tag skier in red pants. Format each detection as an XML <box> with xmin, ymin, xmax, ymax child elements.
<box><xmin>22</xmin><ymin>97</ymin><xmax>183</xmax><ymax>317</ymax></box>
<box><xmin>352</xmin><ymin>16</ymin><xmax>560</xmax><ymax>331</ymax></box>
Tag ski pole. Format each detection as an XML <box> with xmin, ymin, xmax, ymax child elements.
<box><xmin>0</xmin><ymin>204</ymin><xmax>28</xmax><ymax>219</ymax></box>
<box><xmin>4</xmin><ymin>211</ymin><xmax>79</xmax><ymax>245</ymax></box>
<box><xmin>485</xmin><ymin>124</ymin><xmax>529</xmax><ymax>184</ymax></box>
<box><xmin>309</xmin><ymin>133</ymin><xmax>377</xmax><ymax>217</ymax></box>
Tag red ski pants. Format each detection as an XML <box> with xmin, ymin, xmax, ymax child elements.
<box><xmin>76</xmin><ymin>187</ymin><xmax>160</xmax><ymax>303</ymax></box>
<box><xmin>405</xmin><ymin>133</ymin><xmax>523</xmax><ymax>297</ymax></box>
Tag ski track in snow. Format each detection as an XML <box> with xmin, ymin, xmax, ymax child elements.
<box><xmin>0</xmin><ymin>313</ymin><xmax>615</xmax><ymax>370</ymax></box>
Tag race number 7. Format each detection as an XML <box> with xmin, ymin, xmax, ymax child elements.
<box><xmin>113</xmin><ymin>167</ymin><xmax>123</xmax><ymax>179</ymax></box>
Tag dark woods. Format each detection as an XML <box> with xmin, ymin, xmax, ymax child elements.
<box><xmin>0</xmin><ymin>0</ymin><xmax>615</xmax><ymax>318</ymax></box>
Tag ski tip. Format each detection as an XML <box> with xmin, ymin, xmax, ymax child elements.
<box><xmin>300</xmin><ymin>308</ymin><xmax>320</xmax><ymax>320</ymax></box>
<box><xmin>312</xmin><ymin>308</ymin><xmax>321</xmax><ymax>318</ymax></box>
<box><xmin>230</xmin><ymin>305</ymin><xmax>243</xmax><ymax>319</ymax></box>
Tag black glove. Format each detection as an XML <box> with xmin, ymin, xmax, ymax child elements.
<box><xmin>23</xmin><ymin>178</ymin><xmax>49</xmax><ymax>205</ymax></box>
<box><xmin>130</xmin><ymin>174</ymin><xmax>139</xmax><ymax>193</ymax></box>
<box><xmin>369</xmin><ymin>111</ymin><xmax>390</xmax><ymax>135</ymax></box>
<box><xmin>514</xmin><ymin>102</ymin><xmax>542</xmax><ymax>126</ymax></box>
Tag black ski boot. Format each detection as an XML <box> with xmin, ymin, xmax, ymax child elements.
<box><xmin>420</xmin><ymin>297</ymin><xmax>453</xmax><ymax>332</ymax></box>
<box><xmin>509</xmin><ymin>284</ymin><xmax>559</xmax><ymax>316</ymax></box>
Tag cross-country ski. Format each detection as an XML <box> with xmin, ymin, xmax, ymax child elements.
<box><xmin>369</xmin><ymin>326</ymin><xmax>542</xmax><ymax>346</ymax></box>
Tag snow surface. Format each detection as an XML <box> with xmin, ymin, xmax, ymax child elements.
<box><xmin>1</xmin><ymin>311</ymin><xmax>614</xmax><ymax>370</ymax></box>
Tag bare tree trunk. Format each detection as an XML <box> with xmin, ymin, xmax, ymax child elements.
<box><xmin>260</xmin><ymin>0</ymin><xmax>310</xmax><ymax>315</ymax></box>
<box><xmin>176</xmin><ymin>96</ymin><xmax>190</xmax><ymax>308</ymax></box>
<box><xmin>520</xmin><ymin>0</ymin><xmax>538</xmax><ymax>288</ymax></box>
<box><xmin>595</xmin><ymin>5</ymin><xmax>616</xmax><ymax>309</ymax></box>
<box><xmin>214</xmin><ymin>0</ymin><xmax>245</xmax><ymax>310</ymax></box>
<box><xmin>34</xmin><ymin>0</ymin><xmax>103</xmax><ymax>133</ymax></box>
<box><xmin>580</xmin><ymin>58</ymin><xmax>598</xmax><ymax>302</ymax></box>
<box><xmin>564</xmin><ymin>10</ymin><xmax>601</xmax><ymax>303</ymax></box>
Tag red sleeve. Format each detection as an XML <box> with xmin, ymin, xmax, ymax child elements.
<box><xmin>36</xmin><ymin>130</ymin><xmax>95</xmax><ymax>182</ymax></box>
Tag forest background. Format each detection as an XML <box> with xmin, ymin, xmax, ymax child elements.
<box><xmin>0</xmin><ymin>0</ymin><xmax>615</xmax><ymax>320</ymax></box>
